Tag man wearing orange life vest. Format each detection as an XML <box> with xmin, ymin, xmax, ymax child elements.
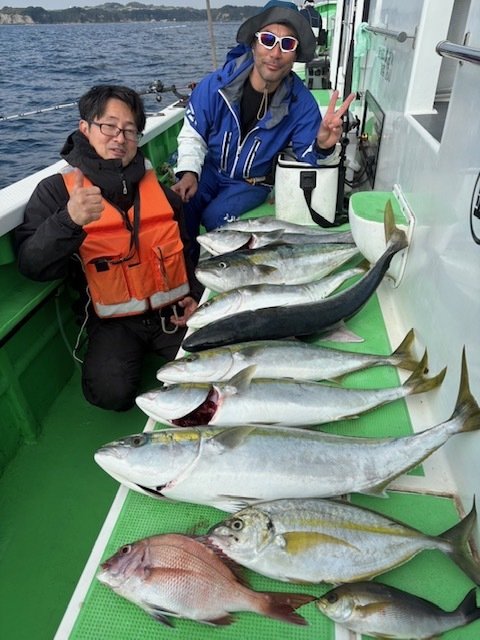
<box><xmin>16</xmin><ymin>85</ymin><xmax>202</xmax><ymax>412</ymax></box>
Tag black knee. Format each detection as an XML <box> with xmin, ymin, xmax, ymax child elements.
<box><xmin>82</xmin><ymin>372</ymin><xmax>137</xmax><ymax>412</ymax></box>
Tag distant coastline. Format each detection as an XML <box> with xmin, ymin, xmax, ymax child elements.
<box><xmin>0</xmin><ymin>2</ymin><xmax>259</xmax><ymax>25</ymax></box>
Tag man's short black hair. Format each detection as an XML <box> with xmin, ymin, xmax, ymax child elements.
<box><xmin>78</xmin><ymin>85</ymin><xmax>146</xmax><ymax>132</ymax></box>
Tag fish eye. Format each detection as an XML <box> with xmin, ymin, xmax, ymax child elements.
<box><xmin>120</xmin><ymin>544</ymin><xmax>131</xmax><ymax>555</ymax></box>
<box><xmin>218</xmin><ymin>261</ymin><xmax>228</xmax><ymax>269</ymax></box>
<box><xmin>130</xmin><ymin>434</ymin><xmax>146</xmax><ymax>447</ymax></box>
<box><xmin>230</xmin><ymin>518</ymin><xmax>244</xmax><ymax>531</ymax></box>
<box><xmin>326</xmin><ymin>592</ymin><xmax>338</xmax><ymax>604</ymax></box>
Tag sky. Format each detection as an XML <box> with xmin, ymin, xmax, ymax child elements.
<box><xmin>4</xmin><ymin>0</ymin><xmax>265</xmax><ymax>10</ymax></box>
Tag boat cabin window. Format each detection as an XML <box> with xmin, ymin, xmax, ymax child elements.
<box><xmin>412</xmin><ymin>0</ymin><xmax>471</xmax><ymax>142</ymax></box>
<box><xmin>358</xmin><ymin>90</ymin><xmax>385</xmax><ymax>188</ymax></box>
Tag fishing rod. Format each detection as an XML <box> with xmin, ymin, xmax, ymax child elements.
<box><xmin>0</xmin><ymin>80</ymin><xmax>195</xmax><ymax>123</ymax></box>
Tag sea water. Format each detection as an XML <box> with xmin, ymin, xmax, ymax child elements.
<box><xmin>0</xmin><ymin>20</ymin><xmax>240</xmax><ymax>189</ymax></box>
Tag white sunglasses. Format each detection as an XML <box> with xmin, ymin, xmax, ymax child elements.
<box><xmin>255</xmin><ymin>31</ymin><xmax>299</xmax><ymax>53</ymax></box>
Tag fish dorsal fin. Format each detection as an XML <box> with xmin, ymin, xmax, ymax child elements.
<box><xmin>251</xmin><ymin>229</ymin><xmax>285</xmax><ymax>248</ymax></box>
<box><xmin>210</xmin><ymin>425</ymin><xmax>258</xmax><ymax>451</ymax></box>
<box><xmin>195</xmin><ymin>535</ymin><xmax>249</xmax><ymax>586</ymax></box>
<box><xmin>281</xmin><ymin>531</ymin><xmax>358</xmax><ymax>554</ymax></box>
<box><xmin>222</xmin><ymin>365</ymin><xmax>257</xmax><ymax>394</ymax></box>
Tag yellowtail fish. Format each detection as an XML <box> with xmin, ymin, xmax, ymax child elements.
<box><xmin>316</xmin><ymin>582</ymin><xmax>480</xmax><ymax>639</ymax></box>
<box><xmin>157</xmin><ymin>329</ymin><xmax>418</xmax><ymax>384</ymax></box>
<box><xmin>97</xmin><ymin>533</ymin><xmax>315</xmax><ymax>627</ymax></box>
<box><xmin>194</xmin><ymin>242</ymin><xmax>360</xmax><ymax>293</ymax></box>
<box><xmin>183</xmin><ymin>201</ymin><xmax>407</xmax><ymax>352</ymax></box>
<box><xmin>206</xmin><ymin>498</ymin><xmax>480</xmax><ymax>585</ymax></box>
<box><xmin>137</xmin><ymin>354</ymin><xmax>443</xmax><ymax>428</ymax></box>
<box><xmin>187</xmin><ymin>266</ymin><xmax>364</xmax><ymax>329</ymax></box>
<box><xmin>197</xmin><ymin>227</ymin><xmax>355</xmax><ymax>255</ymax></box>
<box><xmin>208</xmin><ymin>214</ymin><xmax>348</xmax><ymax>235</ymax></box>
<box><xmin>96</xmin><ymin>351</ymin><xmax>479</xmax><ymax>511</ymax></box>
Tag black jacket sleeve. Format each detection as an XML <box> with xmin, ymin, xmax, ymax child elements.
<box><xmin>15</xmin><ymin>174</ymin><xmax>86</xmax><ymax>282</ymax></box>
<box><xmin>160</xmin><ymin>182</ymin><xmax>204</xmax><ymax>303</ymax></box>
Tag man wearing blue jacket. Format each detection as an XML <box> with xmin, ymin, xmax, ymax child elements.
<box><xmin>172</xmin><ymin>0</ymin><xmax>354</xmax><ymax>261</ymax></box>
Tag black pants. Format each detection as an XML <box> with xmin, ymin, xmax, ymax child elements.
<box><xmin>81</xmin><ymin>309</ymin><xmax>185</xmax><ymax>412</ymax></box>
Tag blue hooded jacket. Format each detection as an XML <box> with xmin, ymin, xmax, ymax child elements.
<box><xmin>182</xmin><ymin>45</ymin><xmax>331</xmax><ymax>182</ymax></box>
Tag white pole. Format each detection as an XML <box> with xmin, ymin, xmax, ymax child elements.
<box><xmin>205</xmin><ymin>0</ymin><xmax>218</xmax><ymax>69</ymax></box>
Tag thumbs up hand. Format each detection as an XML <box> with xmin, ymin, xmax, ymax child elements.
<box><xmin>67</xmin><ymin>168</ymin><xmax>104</xmax><ymax>226</ymax></box>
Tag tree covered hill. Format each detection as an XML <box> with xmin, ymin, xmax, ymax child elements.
<box><xmin>0</xmin><ymin>3</ymin><xmax>260</xmax><ymax>24</ymax></box>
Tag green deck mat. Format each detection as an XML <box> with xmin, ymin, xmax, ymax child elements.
<box><xmin>68</xmin><ymin>212</ymin><xmax>479</xmax><ymax>638</ymax></box>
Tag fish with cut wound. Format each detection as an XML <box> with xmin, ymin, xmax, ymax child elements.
<box><xmin>95</xmin><ymin>351</ymin><xmax>479</xmax><ymax>512</ymax></box>
<box><xmin>316</xmin><ymin>582</ymin><xmax>480</xmax><ymax>639</ymax></box>
<box><xmin>138</xmin><ymin>354</ymin><xmax>443</xmax><ymax>428</ymax></box>
<box><xmin>97</xmin><ymin>532</ymin><xmax>315</xmax><ymax>627</ymax></box>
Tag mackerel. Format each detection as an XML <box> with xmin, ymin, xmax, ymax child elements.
<box><xmin>183</xmin><ymin>201</ymin><xmax>406</xmax><ymax>352</ymax></box>
<box><xmin>187</xmin><ymin>266</ymin><xmax>364</xmax><ymax>329</ymax></box>
<box><xmin>206</xmin><ymin>498</ymin><xmax>480</xmax><ymax>584</ymax></box>
<box><xmin>138</xmin><ymin>354</ymin><xmax>443</xmax><ymax>428</ymax></box>
<box><xmin>95</xmin><ymin>351</ymin><xmax>479</xmax><ymax>512</ymax></box>
<box><xmin>194</xmin><ymin>242</ymin><xmax>360</xmax><ymax>293</ymax></box>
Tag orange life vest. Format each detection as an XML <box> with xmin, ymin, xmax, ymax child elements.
<box><xmin>63</xmin><ymin>168</ymin><xmax>189</xmax><ymax>318</ymax></box>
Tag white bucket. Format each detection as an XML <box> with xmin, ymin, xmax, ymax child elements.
<box><xmin>274</xmin><ymin>150</ymin><xmax>340</xmax><ymax>225</ymax></box>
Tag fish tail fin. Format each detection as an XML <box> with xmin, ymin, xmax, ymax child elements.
<box><xmin>261</xmin><ymin>592</ymin><xmax>316</xmax><ymax>626</ymax></box>
<box><xmin>440</xmin><ymin>500</ymin><xmax>480</xmax><ymax>584</ymax></box>
<box><xmin>384</xmin><ymin>199</ymin><xmax>408</xmax><ymax>251</ymax></box>
<box><xmin>448</xmin><ymin>348</ymin><xmax>480</xmax><ymax>434</ymax></box>
<box><xmin>456</xmin><ymin>587</ymin><xmax>480</xmax><ymax>623</ymax></box>
<box><xmin>389</xmin><ymin>328</ymin><xmax>419</xmax><ymax>371</ymax></box>
<box><xmin>404</xmin><ymin>351</ymin><xmax>446</xmax><ymax>395</ymax></box>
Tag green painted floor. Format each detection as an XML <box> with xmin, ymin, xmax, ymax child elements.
<box><xmin>1</xmin><ymin>201</ymin><xmax>479</xmax><ymax>639</ymax></box>
<box><xmin>0</xmin><ymin>365</ymin><xmax>157</xmax><ymax>640</ymax></box>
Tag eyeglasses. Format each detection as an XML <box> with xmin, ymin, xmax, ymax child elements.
<box><xmin>90</xmin><ymin>121</ymin><xmax>143</xmax><ymax>142</ymax></box>
<box><xmin>255</xmin><ymin>31</ymin><xmax>299</xmax><ymax>53</ymax></box>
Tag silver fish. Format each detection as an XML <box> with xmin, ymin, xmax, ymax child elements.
<box><xmin>183</xmin><ymin>201</ymin><xmax>407</xmax><ymax>352</ymax></box>
<box><xmin>138</xmin><ymin>355</ymin><xmax>444</xmax><ymax>427</ymax></box>
<box><xmin>95</xmin><ymin>352</ymin><xmax>479</xmax><ymax>512</ymax></box>
<box><xmin>195</xmin><ymin>242</ymin><xmax>360</xmax><ymax>293</ymax></box>
<box><xmin>206</xmin><ymin>498</ymin><xmax>480</xmax><ymax>585</ymax></box>
<box><xmin>157</xmin><ymin>329</ymin><xmax>419</xmax><ymax>384</ymax></box>
<box><xmin>197</xmin><ymin>228</ymin><xmax>355</xmax><ymax>256</ymax></box>
<box><xmin>316</xmin><ymin>582</ymin><xmax>480</xmax><ymax>639</ymax></box>
<box><xmin>187</xmin><ymin>266</ymin><xmax>364</xmax><ymax>329</ymax></box>
<box><xmin>211</xmin><ymin>215</ymin><xmax>347</xmax><ymax>235</ymax></box>
<box><xmin>97</xmin><ymin>532</ymin><xmax>315</xmax><ymax>627</ymax></box>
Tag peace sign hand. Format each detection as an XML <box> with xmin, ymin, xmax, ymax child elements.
<box><xmin>316</xmin><ymin>90</ymin><xmax>356</xmax><ymax>150</ymax></box>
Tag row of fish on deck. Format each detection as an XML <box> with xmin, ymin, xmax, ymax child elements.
<box><xmin>94</xmin><ymin>208</ymin><xmax>480</xmax><ymax>638</ymax></box>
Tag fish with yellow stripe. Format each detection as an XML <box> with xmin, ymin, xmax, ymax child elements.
<box><xmin>205</xmin><ymin>497</ymin><xmax>480</xmax><ymax>585</ymax></box>
<box><xmin>316</xmin><ymin>582</ymin><xmax>480</xmax><ymax>639</ymax></box>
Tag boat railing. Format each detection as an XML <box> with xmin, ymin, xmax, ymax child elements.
<box><xmin>0</xmin><ymin>103</ymin><xmax>184</xmax><ymax>237</ymax></box>
<box><xmin>364</xmin><ymin>24</ymin><xmax>416</xmax><ymax>46</ymax></box>
<box><xmin>436</xmin><ymin>40</ymin><xmax>480</xmax><ymax>66</ymax></box>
